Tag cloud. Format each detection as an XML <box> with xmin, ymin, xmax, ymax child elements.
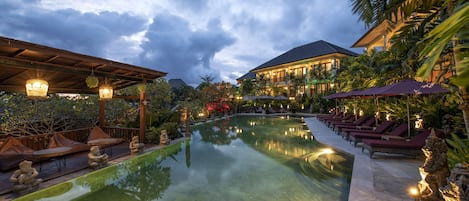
<box><xmin>0</xmin><ymin>0</ymin><xmax>147</xmax><ymax>58</ymax></box>
<box><xmin>138</xmin><ymin>13</ymin><xmax>235</xmax><ymax>86</ymax></box>
<box><xmin>0</xmin><ymin>0</ymin><xmax>366</xmax><ymax>85</ymax></box>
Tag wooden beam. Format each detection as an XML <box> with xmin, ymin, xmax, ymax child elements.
<box><xmin>0</xmin><ymin>56</ymin><xmax>149</xmax><ymax>82</ymax></box>
<box><xmin>0</xmin><ymin>36</ymin><xmax>166</xmax><ymax>77</ymax></box>
<box><xmin>9</xmin><ymin>49</ymin><xmax>26</xmax><ymax>57</ymax></box>
<box><xmin>139</xmin><ymin>90</ymin><xmax>146</xmax><ymax>141</ymax></box>
<box><xmin>43</xmin><ymin>55</ymin><xmax>59</xmax><ymax>62</ymax></box>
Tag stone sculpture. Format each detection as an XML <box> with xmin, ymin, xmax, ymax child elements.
<box><xmin>88</xmin><ymin>146</ymin><xmax>108</xmax><ymax>169</ymax></box>
<box><xmin>160</xmin><ymin>129</ymin><xmax>170</xmax><ymax>145</ymax></box>
<box><xmin>418</xmin><ymin>129</ymin><xmax>450</xmax><ymax>201</ymax></box>
<box><xmin>440</xmin><ymin>163</ymin><xmax>469</xmax><ymax>201</ymax></box>
<box><xmin>9</xmin><ymin>160</ymin><xmax>42</xmax><ymax>193</ymax></box>
<box><xmin>129</xmin><ymin>136</ymin><xmax>144</xmax><ymax>154</ymax></box>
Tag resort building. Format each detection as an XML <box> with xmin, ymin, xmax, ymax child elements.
<box><xmin>239</xmin><ymin>40</ymin><xmax>358</xmax><ymax>97</ymax></box>
<box><xmin>352</xmin><ymin>16</ymin><xmax>455</xmax><ymax>83</ymax></box>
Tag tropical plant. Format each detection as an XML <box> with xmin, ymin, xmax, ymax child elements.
<box><xmin>446</xmin><ymin>133</ymin><xmax>469</xmax><ymax>168</ymax></box>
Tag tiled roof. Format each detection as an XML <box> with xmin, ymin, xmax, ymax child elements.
<box><xmin>252</xmin><ymin>40</ymin><xmax>359</xmax><ymax>71</ymax></box>
<box><xmin>236</xmin><ymin>72</ymin><xmax>256</xmax><ymax>81</ymax></box>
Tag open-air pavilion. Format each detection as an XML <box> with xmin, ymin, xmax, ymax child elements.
<box><xmin>0</xmin><ymin>36</ymin><xmax>167</xmax><ymax>141</ymax></box>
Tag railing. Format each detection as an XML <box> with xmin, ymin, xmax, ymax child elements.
<box><xmin>103</xmin><ymin>127</ymin><xmax>139</xmax><ymax>142</ymax></box>
<box><xmin>0</xmin><ymin>127</ymin><xmax>138</xmax><ymax>150</ymax></box>
<box><xmin>0</xmin><ymin>127</ymin><xmax>92</xmax><ymax>151</ymax></box>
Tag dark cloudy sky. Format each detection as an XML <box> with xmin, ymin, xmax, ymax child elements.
<box><xmin>0</xmin><ymin>0</ymin><xmax>366</xmax><ymax>86</ymax></box>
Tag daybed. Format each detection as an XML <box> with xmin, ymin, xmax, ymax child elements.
<box><xmin>48</xmin><ymin>133</ymin><xmax>90</xmax><ymax>154</ymax></box>
<box><xmin>87</xmin><ymin>126</ymin><xmax>125</xmax><ymax>149</ymax></box>
<box><xmin>0</xmin><ymin>137</ymin><xmax>34</xmax><ymax>171</ymax></box>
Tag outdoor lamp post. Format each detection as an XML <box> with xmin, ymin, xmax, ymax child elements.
<box><xmin>25</xmin><ymin>78</ymin><xmax>48</xmax><ymax>97</ymax></box>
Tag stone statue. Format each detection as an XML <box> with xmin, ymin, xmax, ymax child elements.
<box><xmin>129</xmin><ymin>136</ymin><xmax>144</xmax><ymax>155</ymax></box>
<box><xmin>10</xmin><ymin>160</ymin><xmax>42</xmax><ymax>193</ymax></box>
<box><xmin>440</xmin><ymin>163</ymin><xmax>469</xmax><ymax>201</ymax></box>
<box><xmin>160</xmin><ymin>129</ymin><xmax>170</xmax><ymax>145</ymax></box>
<box><xmin>88</xmin><ymin>146</ymin><xmax>108</xmax><ymax>169</ymax></box>
<box><xmin>418</xmin><ymin>129</ymin><xmax>450</xmax><ymax>201</ymax></box>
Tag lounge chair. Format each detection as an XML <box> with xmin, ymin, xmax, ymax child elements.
<box><xmin>334</xmin><ymin>117</ymin><xmax>375</xmax><ymax>134</ymax></box>
<box><xmin>361</xmin><ymin>129</ymin><xmax>431</xmax><ymax>158</ymax></box>
<box><xmin>325</xmin><ymin>113</ymin><xmax>355</xmax><ymax>127</ymax></box>
<box><xmin>331</xmin><ymin>116</ymin><xmax>372</xmax><ymax>132</ymax></box>
<box><xmin>48</xmin><ymin>133</ymin><xmax>90</xmax><ymax>154</ymax></box>
<box><xmin>340</xmin><ymin>121</ymin><xmax>394</xmax><ymax>140</ymax></box>
<box><xmin>349</xmin><ymin>123</ymin><xmax>408</xmax><ymax>147</ymax></box>
<box><xmin>0</xmin><ymin>137</ymin><xmax>34</xmax><ymax>171</ymax></box>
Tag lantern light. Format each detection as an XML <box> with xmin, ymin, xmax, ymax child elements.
<box><xmin>99</xmin><ymin>84</ymin><xmax>113</xmax><ymax>99</ymax></box>
<box><xmin>25</xmin><ymin>79</ymin><xmax>48</xmax><ymax>97</ymax></box>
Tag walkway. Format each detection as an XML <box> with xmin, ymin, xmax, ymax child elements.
<box><xmin>305</xmin><ymin>117</ymin><xmax>422</xmax><ymax>201</ymax></box>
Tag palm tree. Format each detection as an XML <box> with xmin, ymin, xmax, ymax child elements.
<box><xmin>417</xmin><ymin>1</ymin><xmax>469</xmax><ymax>137</ymax></box>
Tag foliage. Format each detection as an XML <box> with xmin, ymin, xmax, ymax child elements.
<box><xmin>196</xmin><ymin>74</ymin><xmax>215</xmax><ymax>90</ymax></box>
<box><xmin>240</xmin><ymin>79</ymin><xmax>256</xmax><ymax>96</ymax></box>
<box><xmin>0</xmin><ymin>93</ymin><xmax>98</xmax><ymax>136</ymax></box>
<box><xmin>446</xmin><ymin>133</ymin><xmax>469</xmax><ymax>168</ymax></box>
<box><xmin>145</xmin><ymin>122</ymin><xmax>180</xmax><ymax>144</ymax></box>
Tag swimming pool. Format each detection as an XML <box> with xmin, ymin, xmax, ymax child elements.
<box><xmin>16</xmin><ymin>115</ymin><xmax>353</xmax><ymax>201</ymax></box>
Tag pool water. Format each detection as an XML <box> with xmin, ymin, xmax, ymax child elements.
<box><xmin>16</xmin><ymin>116</ymin><xmax>353</xmax><ymax>201</ymax></box>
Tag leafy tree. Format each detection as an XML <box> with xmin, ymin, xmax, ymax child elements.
<box><xmin>240</xmin><ymin>79</ymin><xmax>255</xmax><ymax>96</ymax></box>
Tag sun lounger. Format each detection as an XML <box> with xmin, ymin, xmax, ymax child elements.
<box><xmin>331</xmin><ymin>116</ymin><xmax>372</xmax><ymax>132</ymax></box>
<box><xmin>340</xmin><ymin>121</ymin><xmax>394</xmax><ymax>140</ymax></box>
<box><xmin>0</xmin><ymin>137</ymin><xmax>34</xmax><ymax>171</ymax></box>
<box><xmin>334</xmin><ymin>118</ymin><xmax>375</xmax><ymax>134</ymax></box>
<box><xmin>349</xmin><ymin>123</ymin><xmax>408</xmax><ymax>147</ymax></box>
<box><xmin>361</xmin><ymin>129</ymin><xmax>431</xmax><ymax>158</ymax></box>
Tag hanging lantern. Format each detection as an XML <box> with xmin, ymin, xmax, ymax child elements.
<box><xmin>25</xmin><ymin>79</ymin><xmax>48</xmax><ymax>97</ymax></box>
<box><xmin>99</xmin><ymin>84</ymin><xmax>113</xmax><ymax>99</ymax></box>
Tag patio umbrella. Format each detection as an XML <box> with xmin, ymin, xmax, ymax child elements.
<box><xmin>372</xmin><ymin>79</ymin><xmax>449</xmax><ymax>137</ymax></box>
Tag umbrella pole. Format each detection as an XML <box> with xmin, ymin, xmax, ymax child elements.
<box><xmin>407</xmin><ymin>95</ymin><xmax>411</xmax><ymax>138</ymax></box>
<box><xmin>375</xmin><ymin>96</ymin><xmax>379</xmax><ymax>126</ymax></box>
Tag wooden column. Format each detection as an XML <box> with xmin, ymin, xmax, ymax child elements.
<box><xmin>139</xmin><ymin>90</ymin><xmax>146</xmax><ymax>141</ymax></box>
<box><xmin>99</xmin><ymin>99</ymin><xmax>105</xmax><ymax>127</ymax></box>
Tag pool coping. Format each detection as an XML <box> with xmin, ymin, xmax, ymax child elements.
<box><xmin>304</xmin><ymin>117</ymin><xmax>422</xmax><ymax>201</ymax></box>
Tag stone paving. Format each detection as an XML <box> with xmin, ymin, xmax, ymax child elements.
<box><xmin>305</xmin><ymin>117</ymin><xmax>422</xmax><ymax>201</ymax></box>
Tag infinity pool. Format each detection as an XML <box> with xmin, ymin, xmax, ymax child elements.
<box><xmin>16</xmin><ymin>116</ymin><xmax>353</xmax><ymax>201</ymax></box>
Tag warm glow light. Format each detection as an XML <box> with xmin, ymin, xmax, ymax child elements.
<box><xmin>359</xmin><ymin>110</ymin><xmax>364</xmax><ymax>116</ymax></box>
<box><xmin>25</xmin><ymin>79</ymin><xmax>48</xmax><ymax>97</ymax></box>
<box><xmin>99</xmin><ymin>84</ymin><xmax>113</xmax><ymax>99</ymax></box>
<box><xmin>385</xmin><ymin>113</ymin><xmax>392</xmax><ymax>121</ymax></box>
<box><xmin>321</xmin><ymin>148</ymin><xmax>334</xmax><ymax>154</ymax></box>
<box><xmin>408</xmin><ymin>187</ymin><xmax>419</xmax><ymax>198</ymax></box>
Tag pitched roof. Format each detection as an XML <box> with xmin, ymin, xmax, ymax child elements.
<box><xmin>168</xmin><ymin>79</ymin><xmax>187</xmax><ymax>89</ymax></box>
<box><xmin>236</xmin><ymin>72</ymin><xmax>256</xmax><ymax>81</ymax></box>
<box><xmin>252</xmin><ymin>40</ymin><xmax>359</xmax><ymax>71</ymax></box>
<box><xmin>0</xmin><ymin>36</ymin><xmax>166</xmax><ymax>94</ymax></box>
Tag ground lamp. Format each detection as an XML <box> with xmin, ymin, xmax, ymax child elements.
<box><xmin>99</xmin><ymin>84</ymin><xmax>113</xmax><ymax>99</ymax></box>
<box><xmin>25</xmin><ymin>78</ymin><xmax>48</xmax><ymax>97</ymax></box>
